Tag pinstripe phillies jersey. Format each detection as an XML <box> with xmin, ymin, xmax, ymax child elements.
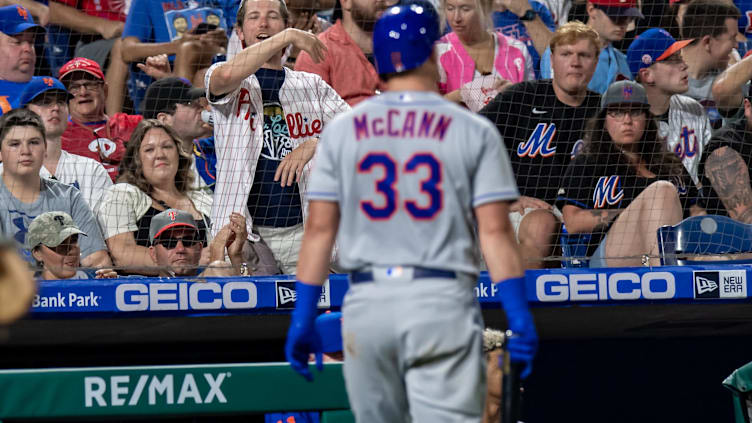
<box><xmin>307</xmin><ymin>91</ymin><xmax>519</xmax><ymax>274</ymax></box>
<box><xmin>205</xmin><ymin>63</ymin><xmax>350</xmax><ymax>240</ymax></box>
<box><xmin>658</xmin><ymin>94</ymin><xmax>712</xmax><ymax>185</ymax></box>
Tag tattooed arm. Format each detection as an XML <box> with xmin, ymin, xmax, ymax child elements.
<box><xmin>705</xmin><ymin>146</ymin><xmax>752</xmax><ymax>223</ymax></box>
<box><xmin>562</xmin><ymin>205</ymin><xmax>623</xmax><ymax>234</ymax></box>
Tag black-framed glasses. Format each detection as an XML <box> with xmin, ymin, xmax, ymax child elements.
<box><xmin>68</xmin><ymin>81</ymin><xmax>103</xmax><ymax>94</ymax></box>
<box><xmin>46</xmin><ymin>234</ymin><xmax>79</xmax><ymax>255</ymax></box>
<box><xmin>155</xmin><ymin>236</ymin><xmax>200</xmax><ymax>249</ymax></box>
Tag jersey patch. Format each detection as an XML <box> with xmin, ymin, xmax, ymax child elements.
<box><xmin>517</xmin><ymin>123</ymin><xmax>557</xmax><ymax>158</ymax></box>
<box><xmin>592</xmin><ymin>176</ymin><xmax>624</xmax><ymax>208</ymax></box>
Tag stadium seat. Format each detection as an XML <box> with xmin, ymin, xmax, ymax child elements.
<box><xmin>723</xmin><ymin>360</ymin><xmax>752</xmax><ymax>423</ymax></box>
<box><xmin>657</xmin><ymin>215</ymin><xmax>752</xmax><ymax>266</ymax></box>
<box><xmin>560</xmin><ymin>227</ymin><xmax>591</xmax><ymax>268</ymax></box>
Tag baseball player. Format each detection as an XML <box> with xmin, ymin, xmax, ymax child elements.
<box><xmin>206</xmin><ymin>0</ymin><xmax>349</xmax><ymax>274</ymax></box>
<box><xmin>285</xmin><ymin>3</ymin><xmax>537</xmax><ymax>422</ymax></box>
<box><xmin>627</xmin><ymin>28</ymin><xmax>712</xmax><ymax>186</ymax></box>
<box><xmin>478</xmin><ymin>21</ymin><xmax>602</xmax><ymax>269</ymax></box>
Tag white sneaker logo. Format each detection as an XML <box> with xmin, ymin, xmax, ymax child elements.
<box><xmin>532</xmin><ymin>108</ymin><xmax>548</xmax><ymax>115</ymax></box>
<box><xmin>695</xmin><ymin>276</ymin><xmax>718</xmax><ymax>295</ymax></box>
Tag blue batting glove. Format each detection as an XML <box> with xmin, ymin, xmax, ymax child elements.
<box><xmin>285</xmin><ymin>281</ymin><xmax>324</xmax><ymax>381</ymax></box>
<box><xmin>497</xmin><ymin>276</ymin><xmax>538</xmax><ymax>379</ymax></box>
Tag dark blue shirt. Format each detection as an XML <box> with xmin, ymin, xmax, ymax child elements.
<box><xmin>247</xmin><ymin>68</ymin><xmax>304</xmax><ymax>228</ymax></box>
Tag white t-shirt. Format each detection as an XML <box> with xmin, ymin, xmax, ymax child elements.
<box><xmin>39</xmin><ymin>150</ymin><xmax>113</xmax><ymax>212</ymax></box>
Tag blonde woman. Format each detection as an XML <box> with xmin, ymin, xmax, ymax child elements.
<box><xmin>437</xmin><ymin>0</ymin><xmax>534</xmax><ymax>111</ymax></box>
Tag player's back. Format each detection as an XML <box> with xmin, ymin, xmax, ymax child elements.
<box><xmin>310</xmin><ymin>91</ymin><xmax>518</xmax><ymax>275</ymax></box>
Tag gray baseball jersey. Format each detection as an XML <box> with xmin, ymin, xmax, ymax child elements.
<box><xmin>0</xmin><ymin>178</ymin><xmax>107</xmax><ymax>263</ymax></box>
<box><xmin>308</xmin><ymin>91</ymin><xmax>519</xmax><ymax>274</ymax></box>
<box><xmin>659</xmin><ymin>94</ymin><xmax>712</xmax><ymax>185</ymax></box>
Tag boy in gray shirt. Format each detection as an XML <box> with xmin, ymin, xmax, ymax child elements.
<box><xmin>0</xmin><ymin>108</ymin><xmax>110</xmax><ymax>268</ymax></box>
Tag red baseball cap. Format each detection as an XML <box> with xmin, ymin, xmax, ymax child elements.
<box><xmin>58</xmin><ymin>57</ymin><xmax>105</xmax><ymax>82</ymax></box>
<box><xmin>589</xmin><ymin>0</ymin><xmax>644</xmax><ymax>18</ymax></box>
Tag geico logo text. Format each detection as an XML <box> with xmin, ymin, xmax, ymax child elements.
<box><xmin>536</xmin><ymin>272</ymin><xmax>676</xmax><ymax>302</ymax></box>
<box><xmin>115</xmin><ymin>282</ymin><xmax>257</xmax><ymax>311</ymax></box>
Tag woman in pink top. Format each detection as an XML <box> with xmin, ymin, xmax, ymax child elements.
<box><xmin>437</xmin><ymin>0</ymin><xmax>534</xmax><ymax>112</ymax></box>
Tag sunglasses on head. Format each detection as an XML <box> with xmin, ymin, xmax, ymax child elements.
<box><xmin>155</xmin><ymin>236</ymin><xmax>200</xmax><ymax>249</ymax></box>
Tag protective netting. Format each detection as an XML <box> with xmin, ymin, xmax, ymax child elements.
<box><xmin>1</xmin><ymin>0</ymin><xmax>752</xmax><ymax>276</ymax></box>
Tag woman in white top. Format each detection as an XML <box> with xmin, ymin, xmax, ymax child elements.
<box><xmin>97</xmin><ymin>119</ymin><xmax>213</xmax><ymax>275</ymax></box>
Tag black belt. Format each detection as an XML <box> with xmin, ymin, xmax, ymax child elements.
<box><xmin>349</xmin><ymin>267</ymin><xmax>457</xmax><ymax>284</ymax></box>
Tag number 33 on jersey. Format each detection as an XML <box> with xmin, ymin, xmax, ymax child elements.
<box><xmin>306</xmin><ymin>92</ymin><xmax>519</xmax><ymax>272</ymax></box>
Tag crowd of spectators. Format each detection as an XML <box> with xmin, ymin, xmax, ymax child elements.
<box><xmin>2</xmin><ymin>0</ymin><xmax>752</xmax><ymax>277</ymax></box>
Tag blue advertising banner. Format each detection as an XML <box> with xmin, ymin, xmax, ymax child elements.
<box><xmin>30</xmin><ymin>265</ymin><xmax>752</xmax><ymax>317</ymax></box>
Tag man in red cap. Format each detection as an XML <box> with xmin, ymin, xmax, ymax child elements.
<box><xmin>540</xmin><ymin>0</ymin><xmax>642</xmax><ymax>94</ymax></box>
<box><xmin>58</xmin><ymin>57</ymin><xmax>143</xmax><ymax>182</ymax></box>
<box><xmin>0</xmin><ymin>5</ymin><xmax>45</xmax><ymax>114</ymax></box>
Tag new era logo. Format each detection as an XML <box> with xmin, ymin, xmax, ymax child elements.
<box><xmin>276</xmin><ymin>282</ymin><xmax>297</xmax><ymax>309</ymax></box>
<box><xmin>695</xmin><ymin>276</ymin><xmax>718</xmax><ymax>295</ymax></box>
<box><xmin>693</xmin><ymin>270</ymin><xmax>747</xmax><ymax>299</ymax></box>
<box><xmin>275</xmin><ymin>280</ymin><xmax>332</xmax><ymax>309</ymax></box>
<box><xmin>694</xmin><ymin>272</ymin><xmax>719</xmax><ymax>298</ymax></box>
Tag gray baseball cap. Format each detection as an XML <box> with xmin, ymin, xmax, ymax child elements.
<box><xmin>149</xmin><ymin>209</ymin><xmax>198</xmax><ymax>245</ymax></box>
<box><xmin>26</xmin><ymin>211</ymin><xmax>86</xmax><ymax>250</ymax></box>
<box><xmin>600</xmin><ymin>80</ymin><xmax>649</xmax><ymax>110</ymax></box>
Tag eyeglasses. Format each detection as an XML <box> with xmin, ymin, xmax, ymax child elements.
<box><xmin>155</xmin><ymin>236</ymin><xmax>200</xmax><ymax>249</ymax></box>
<box><xmin>68</xmin><ymin>81</ymin><xmax>103</xmax><ymax>94</ymax></box>
<box><xmin>607</xmin><ymin>109</ymin><xmax>645</xmax><ymax>120</ymax></box>
<box><xmin>45</xmin><ymin>234</ymin><xmax>79</xmax><ymax>255</ymax></box>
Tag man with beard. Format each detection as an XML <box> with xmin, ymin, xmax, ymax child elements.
<box><xmin>294</xmin><ymin>0</ymin><xmax>399</xmax><ymax>106</ymax></box>
<box><xmin>0</xmin><ymin>5</ymin><xmax>45</xmax><ymax>115</ymax></box>
<box><xmin>627</xmin><ymin>28</ymin><xmax>712</xmax><ymax>186</ymax></box>
<box><xmin>206</xmin><ymin>0</ymin><xmax>349</xmax><ymax>274</ymax></box>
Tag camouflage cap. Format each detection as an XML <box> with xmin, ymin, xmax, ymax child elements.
<box><xmin>26</xmin><ymin>211</ymin><xmax>86</xmax><ymax>250</ymax></box>
<box><xmin>149</xmin><ymin>208</ymin><xmax>198</xmax><ymax>245</ymax></box>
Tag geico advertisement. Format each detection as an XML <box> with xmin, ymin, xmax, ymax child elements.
<box><xmin>535</xmin><ymin>271</ymin><xmax>676</xmax><ymax>302</ymax></box>
<box><xmin>84</xmin><ymin>372</ymin><xmax>229</xmax><ymax>407</ymax></box>
<box><xmin>32</xmin><ymin>281</ymin><xmax>261</xmax><ymax>312</ymax></box>
<box><xmin>115</xmin><ymin>282</ymin><xmax>258</xmax><ymax>311</ymax></box>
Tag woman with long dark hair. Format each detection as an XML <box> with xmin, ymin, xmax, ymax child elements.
<box><xmin>557</xmin><ymin>81</ymin><xmax>699</xmax><ymax>267</ymax></box>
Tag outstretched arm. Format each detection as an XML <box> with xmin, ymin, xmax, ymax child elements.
<box><xmin>209</xmin><ymin>28</ymin><xmax>326</xmax><ymax>96</ymax></box>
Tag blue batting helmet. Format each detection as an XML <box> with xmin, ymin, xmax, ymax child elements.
<box><xmin>373</xmin><ymin>1</ymin><xmax>441</xmax><ymax>75</ymax></box>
